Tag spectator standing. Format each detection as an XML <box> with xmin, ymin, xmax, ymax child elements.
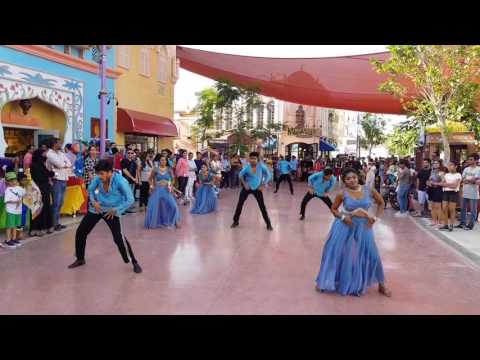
<box><xmin>221</xmin><ymin>154</ymin><xmax>231</xmax><ymax>188</ymax></box>
<box><xmin>23</xmin><ymin>145</ymin><xmax>34</xmax><ymax>170</ymax></box>
<box><xmin>457</xmin><ymin>154</ymin><xmax>480</xmax><ymax>230</ymax></box>
<box><xmin>46</xmin><ymin>138</ymin><xmax>72</xmax><ymax>231</ymax></box>
<box><xmin>30</xmin><ymin>149</ymin><xmax>55</xmax><ymax>236</ymax></box>
<box><xmin>120</xmin><ymin>148</ymin><xmax>139</xmax><ymax>213</ymax></box>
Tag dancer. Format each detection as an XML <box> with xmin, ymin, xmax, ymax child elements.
<box><xmin>315</xmin><ymin>168</ymin><xmax>391</xmax><ymax>297</ymax></box>
<box><xmin>299</xmin><ymin>168</ymin><xmax>336</xmax><ymax>220</ymax></box>
<box><xmin>68</xmin><ymin>160</ymin><xmax>142</xmax><ymax>273</ymax></box>
<box><xmin>231</xmin><ymin>152</ymin><xmax>273</xmax><ymax>231</ymax></box>
<box><xmin>274</xmin><ymin>155</ymin><xmax>294</xmax><ymax>195</ymax></box>
<box><xmin>144</xmin><ymin>155</ymin><xmax>181</xmax><ymax>229</ymax></box>
<box><xmin>191</xmin><ymin>164</ymin><xmax>218</xmax><ymax>214</ymax></box>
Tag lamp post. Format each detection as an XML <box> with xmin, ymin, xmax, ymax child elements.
<box><xmin>98</xmin><ymin>45</ymin><xmax>108</xmax><ymax>158</ymax></box>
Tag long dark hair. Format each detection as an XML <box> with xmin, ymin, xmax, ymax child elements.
<box><xmin>32</xmin><ymin>149</ymin><xmax>46</xmax><ymax>164</ymax></box>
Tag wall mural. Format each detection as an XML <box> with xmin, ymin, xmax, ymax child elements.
<box><xmin>0</xmin><ymin>62</ymin><xmax>85</xmax><ymax>155</ymax></box>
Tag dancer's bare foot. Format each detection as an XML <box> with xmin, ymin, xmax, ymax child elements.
<box><xmin>378</xmin><ymin>283</ymin><xmax>392</xmax><ymax>297</ymax></box>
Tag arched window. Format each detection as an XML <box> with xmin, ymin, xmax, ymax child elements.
<box><xmin>296</xmin><ymin>105</ymin><xmax>305</xmax><ymax>128</ymax></box>
<box><xmin>246</xmin><ymin>103</ymin><xmax>254</xmax><ymax>128</ymax></box>
<box><xmin>157</xmin><ymin>45</ymin><xmax>168</xmax><ymax>83</ymax></box>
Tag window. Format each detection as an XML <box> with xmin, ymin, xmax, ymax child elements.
<box><xmin>225</xmin><ymin>107</ymin><xmax>233</xmax><ymax>130</ymax></box>
<box><xmin>64</xmin><ymin>45</ymin><xmax>71</xmax><ymax>55</ymax></box>
<box><xmin>157</xmin><ymin>46</ymin><xmax>168</xmax><ymax>83</ymax></box>
<box><xmin>118</xmin><ymin>45</ymin><xmax>130</xmax><ymax>69</ymax></box>
<box><xmin>215</xmin><ymin>109</ymin><xmax>223</xmax><ymax>130</ymax></box>
<box><xmin>172</xmin><ymin>57</ymin><xmax>179</xmax><ymax>82</ymax></box>
<box><xmin>246</xmin><ymin>104</ymin><xmax>254</xmax><ymax>128</ymax></box>
<box><xmin>267</xmin><ymin>101</ymin><xmax>275</xmax><ymax>125</ymax></box>
<box><xmin>139</xmin><ymin>46</ymin><xmax>151</xmax><ymax>76</ymax></box>
<box><xmin>256</xmin><ymin>103</ymin><xmax>264</xmax><ymax>128</ymax></box>
<box><xmin>295</xmin><ymin>105</ymin><xmax>305</xmax><ymax>128</ymax></box>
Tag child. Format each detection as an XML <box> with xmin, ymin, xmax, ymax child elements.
<box><xmin>2</xmin><ymin>172</ymin><xmax>26</xmax><ymax>248</ymax></box>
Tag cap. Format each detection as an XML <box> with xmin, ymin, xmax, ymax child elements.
<box><xmin>5</xmin><ymin>172</ymin><xmax>17</xmax><ymax>181</ymax></box>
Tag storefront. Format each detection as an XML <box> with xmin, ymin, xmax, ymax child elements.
<box><xmin>0</xmin><ymin>46</ymin><xmax>118</xmax><ymax>156</ymax></box>
<box><xmin>424</xmin><ymin>131</ymin><xmax>478</xmax><ymax>164</ymax></box>
<box><xmin>116</xmin><ymin>107</ymin><xmax>178</xmax><ymax>153</ymax></box>
<box><xmin>279</xmin><ymin>126</ymin><xmax>321</xmax><ymax>160</ymax></box>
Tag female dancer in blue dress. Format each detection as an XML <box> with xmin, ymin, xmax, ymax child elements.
<box><xmin>144</xmin><ymin>155</ymin><xmax>181</xmax><ymax>229</ymax></box>
<box><xmin>191</xmin><ymin>163</ymin><xmax>218</xmax><ymax>214</ymax></box>
<box><xmin>316</xmin><ymin>167</ymin><xmax>392</xmax><ymax>297</ymax></box>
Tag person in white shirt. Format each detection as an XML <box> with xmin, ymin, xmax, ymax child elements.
<box><xmin>2</xmin><ymin>172</ymin><xmax>26</xmax><ymax>248</ymax></box>
<box><xmin>457</xmin><ymin>154</ymin><xmax>480</xmax><ymax>230</ymax></box>
<box><xmin>46</xmin><ymin>138</ymin><xmax>72</xmax><ymax>231</ymax></box>
<box><xmin>432</xmin><ymin>161</ymin><xmax>462</xmax><ymax>232</ymax></box>
<box><xmin>365</xmin><ymin>160</ymin><xmax>377</xmax><ymax>190</ymax></box>
<box><xmin>185</xmin><ymin>152</ymin><xmax>198</xmax><ymax>203</ymax></box>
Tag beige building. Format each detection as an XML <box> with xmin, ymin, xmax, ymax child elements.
<box><xmin>173</xmin><ymin>110</ymin><xmax>197</xmax><ymax>153</ymax></box>
<box><xmin>115</xmin><ymin>45</ymin><xmax>179</xmax><ymax>152</ymax></box>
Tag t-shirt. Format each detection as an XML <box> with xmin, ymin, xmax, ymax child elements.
<box><xmin>120</xmin><ymin>158</ymin><xmax>137</xmax><ymax>184</ymax></box>
<box><xmin>417</xmin><ymin>168</ymin><xmax>431</xmax><ymax>191</ymax></box>
<box><xmin>462</xmin><ymin>166</ymin><xmax>480</xmax><ymax>199</ymax></box>
<box><xmin>443</xmin><ymin>173</ymin><xmax>462</xmax><ymax>192</ymax></box>
<box><xmin>4</xmin><ymin>186</ymin><xmax>26</xmax><ymax>215</ymax></box>
<box><xmin>397</xmin><ymin>168</ymin><xmax>411</xmax><ymax>186</ymax></box>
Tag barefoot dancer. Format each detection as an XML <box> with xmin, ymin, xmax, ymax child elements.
<box><xmin>68</xmin><ymin>160</ymin><xmax>142</xmax><ymax>274</ymax></box>
<box><xmin>316</xmin><ymin>168</ymin><xmax>391</xmax><ymax>297</ymax></box>
<box><xmin>231</xmin><ymin>152</ymin><xmax>273</xmax><ymax>231</ymax></box>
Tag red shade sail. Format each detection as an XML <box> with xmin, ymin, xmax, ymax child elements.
<box><xmin>176</xmin><ymin>46</ymin><xmax>406</xmax><ymax>115</ymax></box>
<box><xmin>117</xmin><ymin>108</ymin><xmax>178</xmax><ymax>137</ymax></box>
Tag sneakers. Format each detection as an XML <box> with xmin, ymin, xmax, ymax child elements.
<box><xmin>12</xmin><ymin>240</ymin><xmax>22</xmax><ymax>247</ymax></box>
<box><xmin>439</xmin><ymin>225</ymin><xmax>450</xmax><ymax>231</ymax></box>
<box><xmin>455</xmin><ymin>223</ymin><xmax>466</xmax><ymax>229</ymax></box>
<box><xmin>3</xmin><ymin>240</ymin><xmax>17</xmax><ymax>249</ymax></box>
<box><xmin>465</xmin><ymin>224</ymin><xmax>474</xmax><ymax>231</ymax></box>
<box><xmin>54</xmin><ymin>224</ymin><xmax>67</xmax><ymax>231</ymax></box>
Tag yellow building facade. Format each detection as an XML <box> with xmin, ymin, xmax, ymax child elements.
<box><xmin>115</xmin><ymin>45</ymin><xmax>179</xmax><ymax>152</ymax></box>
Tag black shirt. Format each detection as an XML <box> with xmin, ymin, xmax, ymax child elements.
<box><xmin>417</xmin><ymin>168</ymin><xmax>431</xmax><ymax>191</ymax></box>
<box><xmin>194</xmin><ymin>159</ymin><xmax>204</xmax><ymax>173</ymax></box>
<box><xmin>121</xmin><ymin>158</ymin><xmax>137</xmax><ymax>184</ymax></box>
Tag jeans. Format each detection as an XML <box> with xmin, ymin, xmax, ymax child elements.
<box><xmin>460</xmin><ymin>198</ymin><xmax>478</xmax><ymax>227</ymax></box>
<box><xmin>300</xmin><ymin>192</ymin><xmax>333</xmax><ymax>216</ymax></box>
<box><xmin>275</xmin><ymin>174</ymin><xmax>294</xmax><ymax>194</ymax></box>
<box><xmin>233</xmin><ymin>188</ymin><xmax>271</xmax><ymax>226</ymax></box>
<box><xmin>75</xmin><ymin>212</ymin><xmax>138</xmax><ymax>264</ymax></box>
<box><xmin>397</xmin><ymin>184</ymin><xmax>410</xmax><ymax>213</ymax></box>
<box><xmin>52</xmin><ymin>180</ymin><xmax>67</xmax><ymax>227</ymax></box>
<box><xmin>221</xmin><ymin>171</ymin><xmax>231</xmax><ymax>188</ymax></box>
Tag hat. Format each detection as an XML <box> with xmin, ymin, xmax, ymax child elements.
<box><xmin>5</xmin><ymin>172</ymin><xmax>17</xmax><ymax>181</ymax></box>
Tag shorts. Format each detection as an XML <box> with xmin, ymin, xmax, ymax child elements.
<box><xmin>418</xmin><ymin>190</ymin><xmax>428</xmax><ymax>205</ymax></box>
<box><xmin>428</xmin><ymin>187</ymin><xmax>443</xmax><ymax>203</ymax></box>
<box><xmin>6</xmin><ymin>213</ymin><xmax>22</xmax><ymax>229</ymax></box>
<box><xmin>442</xmin><ymin>191</ymin><xmax>459</xmax><ymax>203</ymax></box>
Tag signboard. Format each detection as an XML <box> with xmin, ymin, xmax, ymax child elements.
<box><xmin>286</xmin><ymin>127</ymin><xmax>321</xmax><ymax>138</ymax></box>
<box><xmin>426</xmin><ymin>132</ymin><xmax>476</xmax><ymax>145</ymax></box>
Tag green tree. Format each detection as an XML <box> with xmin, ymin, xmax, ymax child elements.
<box><xmin>386</xmin><ymin>122</ymin><xmax>419</xmax><ymax>157</ymax></box>
<box><xmin>193</xmin><ymin>87</ymin><xmax>218</xmax><ymax>149</ymax></box>
<box><xmin>372</xmin><ymin>45</ymin><xmax>480</xmax><ymax>163</ymax></box>
<box><xmin>358</xmin><ymin>113</ymin><xmax>387</xmax><ymax>157</ymax></box>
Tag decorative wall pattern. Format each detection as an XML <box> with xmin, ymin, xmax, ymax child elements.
<box><xmin>0</xmin><ymin>62</ymin><xmax>85</xmax><ymax>155</ymax></box>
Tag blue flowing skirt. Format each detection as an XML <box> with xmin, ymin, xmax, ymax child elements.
<box><xmin>191</xmin><ymin>184</ymin><xmax>217</xmax><ymax>214</ymax></box>
<box><xmin>144</xmin><ymin>186</ymin><xmax>181</xmax><ymax>228</ymax></box>
<box><xmin>316</xmin><ymin>217</ymin><xmax>385</xmax><ymax>296</ymax></box>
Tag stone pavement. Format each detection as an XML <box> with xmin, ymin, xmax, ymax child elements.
<box><xmin>1</xmin><ymin>184</ymin><xmax>480</xmax><ymax>314</ymax></box>
<box><xmin>414</xmin><ymin>216</ymin><xmax>480</xmax><ymax>265</ymax></box>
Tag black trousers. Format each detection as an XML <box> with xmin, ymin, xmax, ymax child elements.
<box><xmin>177</xmin><ymin>176</ymin><xmax>188</xmax><ymax>196</ymax></box>
<box><xmin>275</xmin><ymin>174</ymin><xmax>294</xmax><ymax>194</ymax></box>
<box><xmin>31</xmin><ymin>184</ymin><xmax>53</xmax><ymax>231</ymax></box>
<box><xmin>233</xmin><ymin>188</ymin><xmax>271</xmax><ymax>226</ymax></box>
<box><xmin>221</xmin><ymin>171</ymin><xmax>231</xmax><ymax>188</ymax></box>
<box><xmin>139</xmin><ymin>181</ymin><xmax>150</xmax><ymax>207</ymax></box>
<box><xmin>300</xmin><ymin>192</ymin><xmax>333</xmax><ymax>216</ymax></box>
<box><xmin>75</xmin><ymin>212</ymin><xmax>138</xmax><ymax>264</ymax></box>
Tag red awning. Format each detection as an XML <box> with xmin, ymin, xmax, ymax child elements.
<box><xmin>176</xmin><ymin>46</ymin><xmax>413</xmax><ymax>115</ymax></box>
<box><xmin>117</xmin><ymin>108</ymin><xmax>178</xmax><ymax>137</ymax></box>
